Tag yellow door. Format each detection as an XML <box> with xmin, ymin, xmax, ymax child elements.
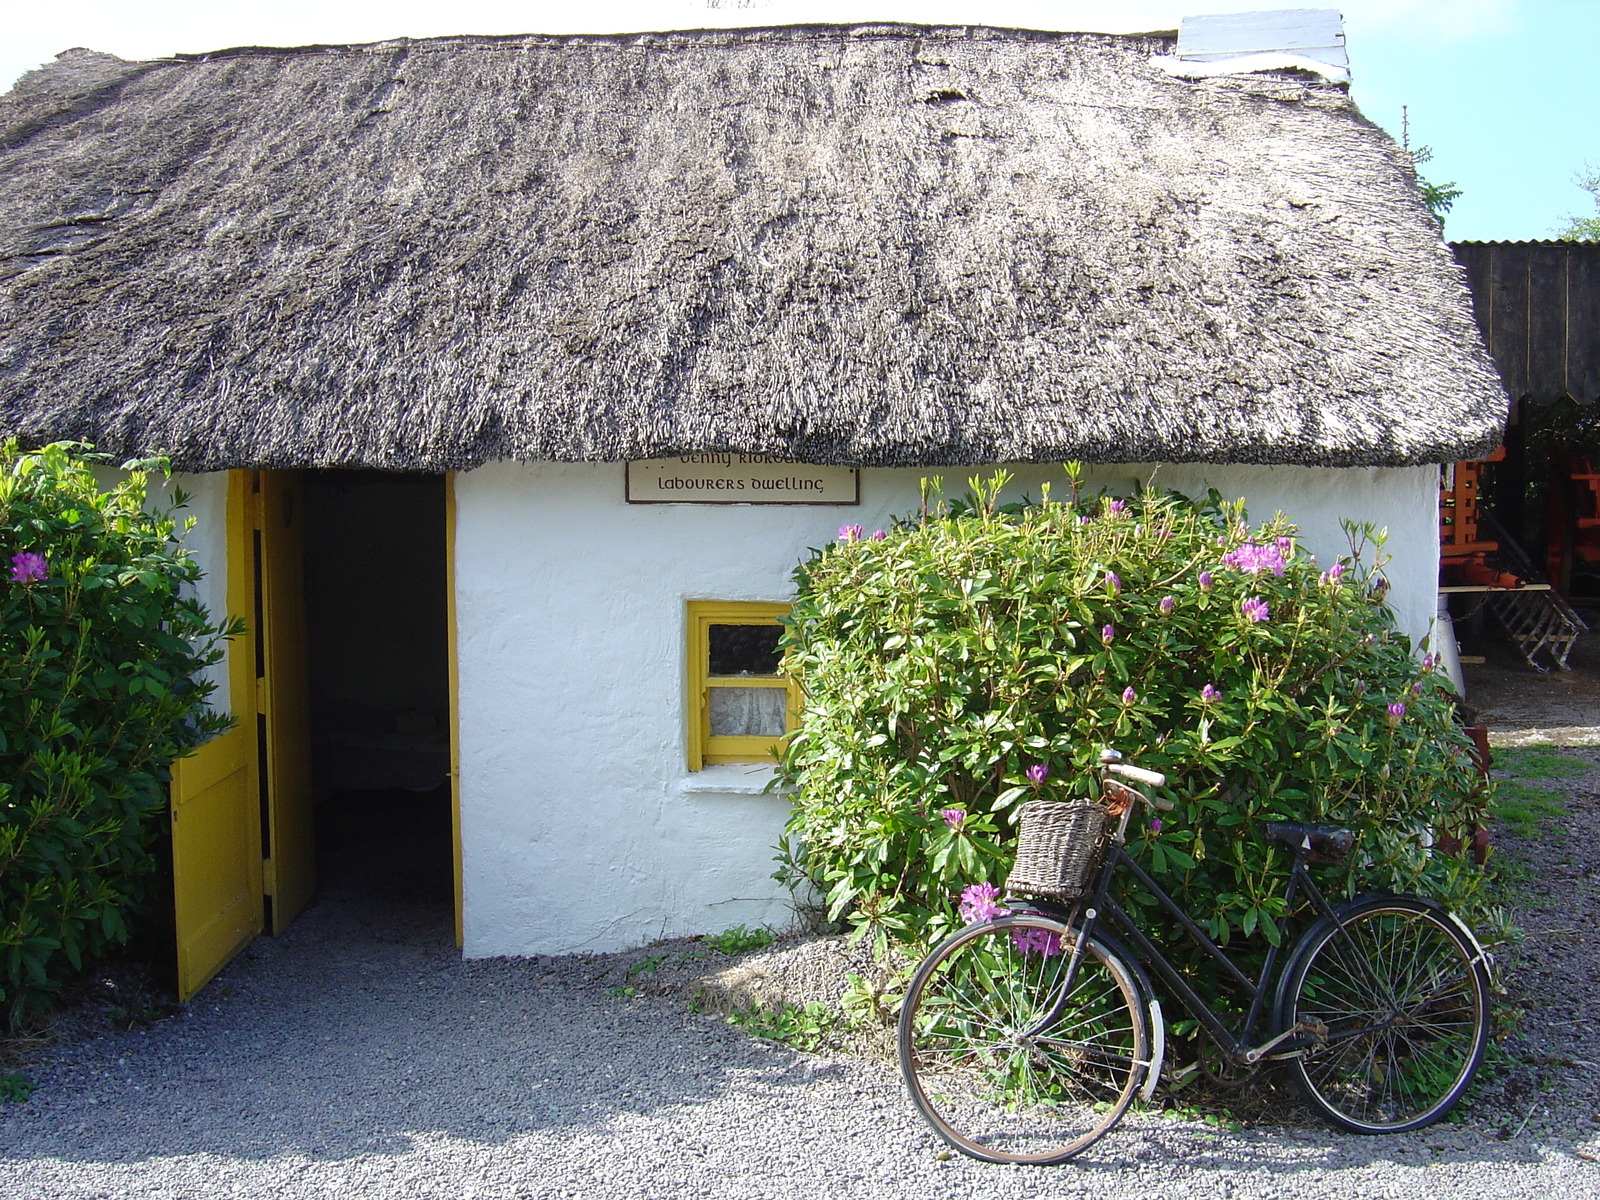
<box><xmin>170</xmin><ymin>472</ymin><xmax>261</xmax><ymax>1000</ymax></box>
<box><xmin>257</xmin><ymin>470</ymin><xmax>315</xmax><ymax>933</ymax></box>
<box><xmin>170</xmin><ymin>470</ymin><xmax>318</xmax><ymax>998</ymax></box>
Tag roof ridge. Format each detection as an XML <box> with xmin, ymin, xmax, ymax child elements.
<box><xmin>161</xmin><ymin>23</ymin><xmax>1172</xmax><ymax>65</ymax></box>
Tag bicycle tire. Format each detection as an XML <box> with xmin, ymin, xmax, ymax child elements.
<box><xmin>897</xmin><ymin>914</ymin><xmax>1149</xmax><ymax>1164</ymax></box>
<box><xmin>1278</xmin><ymin>895</ymin><xmax>1490</xmax><ymax>1134</ymax></box>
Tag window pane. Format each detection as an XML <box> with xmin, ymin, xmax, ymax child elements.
<box><xmin>708</xmin><ymin>623</ymin><xmax>782</xmax><ymax>675</ymax></box>
<box><xmin>708</xmin><ymin>686</ymin><xmax>788</xmax><ymax>738</ymax></box>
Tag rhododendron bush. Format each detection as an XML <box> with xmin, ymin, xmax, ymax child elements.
<box><xmin>776</xmin><ymin>472</ymin><xmax>1488</xmax><ymax>976</ymax></box>
<box><xmin>1</xmin><ymin>441</ymin><xmax>234</xmax><ymax>1025</ymax></box>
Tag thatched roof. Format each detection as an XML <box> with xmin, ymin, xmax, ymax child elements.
<box><xmin>0</xmin><ymin>24</ymin><xmax>1506</xmax><ymax>471</ymax></box>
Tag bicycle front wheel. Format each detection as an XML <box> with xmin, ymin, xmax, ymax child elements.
<box><xmin>897</xmin><ymin>915</ymin><xmax>1148</xmax><ymax>1164</ymax></box>
<box><xmin>1280</xmin><ymin>895</ymin><xmax>1490</xmax><ymax>1133</ymax></box>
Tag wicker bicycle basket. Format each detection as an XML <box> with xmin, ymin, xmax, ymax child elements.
<box><xmin>1004</xmin><ymin>800</ymin><xmax>1111</xmax><ymax>901</ymax></box>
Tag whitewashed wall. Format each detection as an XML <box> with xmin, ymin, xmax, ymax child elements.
<box><xmin>170</xmin><ymin>472</ymin><xmax>233</xmax><ymax>713</ymax></box>
<box><xmin>454</xmin><ymin>461</ymin><xmax>1440</xmax><ymax>957</ymax></box>
<box><xmin>110</xmin><ymin>470</ymin><xmax>234</xmax><ymax>715</ymax></box>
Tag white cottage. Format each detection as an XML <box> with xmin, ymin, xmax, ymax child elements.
<box><xmin>0</xmin><ymin>22</ymin><xmax>1506</xmax><ymax>997</ymax></box>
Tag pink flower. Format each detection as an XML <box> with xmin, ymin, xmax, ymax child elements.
<box><xmin>1105</xmin><ymin>570</ymin><xmax>1121</xmax><ymax>595</ymax></box>
<box><xmin>9</xmin><ymin>551</ymin><xmax>46</xmax><ymax>584</ymax></box>
<box><xmin>1108</xmin><ymin>498</ymin><xmax>1127</xmax><ymax>515</ymax></box>
<box><xmin>837</xmin><ymin>525</ymin><xmax>862</xmax><ymax>543</ymax></box>
<box><xmin>1159</xmin><ymin>595</ymin><xmax>1174</xmax><ymax>616</ymax></box>
<box><xmin>1325</xmin><ymin>562</ymin><xmax>1346</xmax><ymax>584</ymax></box>
<box><xmin>1010</xmin><ymin>927</ymin><xmax>1062</xmax><ymax>957</ymax></box>
<box><xmin>1149</xmin><ymin>817</ymin><xmax>1163</xmax><ymax>835</ymax></box>
<box><xmin>1199</xmin><ymin>571</ymin><xmax>1213</xmax><ymax>594</ymax></box>
<box><xmin>1387</xmin><ymin>702</ymin><xmax>1406</xmax><ymax>724</ymax></box>
<box><xmin>1200</xmin><ymin>683</ymin><xmax>1220</xmax><ymax>703</ymax></box>
<box><xmin>941</xmin><ymin>807</ymin><xmax>965</xmax><ymax>830</ymax></box>
<box><xmin>959</xmin><ymin>882</ymin><xmax>1009</xmax><ymax>924</ymax></box>
<box><xmin>1221</xmin><ymin>541</ymin><xmax>1286</xmax><ymax>577</ymax></box>
<box><xmin>1101</xmin><ymin>623</ymin><xmax>1115</xmax><ymax>645</ymax></box>
<box><xmin>1121</xmin><ymin>686</ymin><xmax>1137</xmax><ymax>705</ymax></box>
<box><xmin>1241</xmin><ymin>596</ymin><xmax>1270</xmax><ymax>623</ymax></box>
<box><xmin>871</xmin><ymin>529</ymin><xmax>886</xmax><ymax>541</ymax></box>
<box><xmin>1025</xmin><ymin>763</ymin><xmax>1047</xmax><ymax>786</ymax></box>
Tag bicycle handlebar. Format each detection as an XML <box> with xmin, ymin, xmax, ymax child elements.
<box><xmin>1106</xmin><ymin>762</ymin><xmax>1167</xmax><ymax>789</ymax></box>
<box><xmin>1104</xmin><ymin>763</ymin><xmax>1175</xmax><ymax>810</ymax></box>
<box><xmin>1098</xmin><ymin>749</ymin><xmax>1173</xmax><ymax>809</ymax></box>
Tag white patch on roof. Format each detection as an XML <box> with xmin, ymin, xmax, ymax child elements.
<box><xmin>1153</xmin><ymin>8</ymin><xmax>1350</xmax><ymax>84</ymax></box>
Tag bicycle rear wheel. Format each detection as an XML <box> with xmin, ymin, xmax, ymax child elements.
<box><xmin>1279</xmin><ymin>895</ymin><xmax>1489</xmax><ymax>1133</ymax></box>
<box><xmin>897</xmin><ymin>915</ymin><xmax>1148</xmax><ymax>1164</ymax></box>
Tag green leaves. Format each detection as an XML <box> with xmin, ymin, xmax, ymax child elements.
<box><xmin>2</xmin><ymin>440</ymin><xmax>234</xmax><ymax>1027</ymax></box>
<box><xmin>776</xmin><ymin>472</ymin><xmax>1489</xmax><ymax>978</ymax></box>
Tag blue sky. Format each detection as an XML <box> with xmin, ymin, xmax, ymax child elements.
<box><xmin>1346</xmin><ymin>0</ymin><xmax>1597</xmax><ymax>241</ymax></box>
<box><xmin>1</xmin><ymin>1</ymin><xmax>1592</xmax><ymax>240</ymax></box>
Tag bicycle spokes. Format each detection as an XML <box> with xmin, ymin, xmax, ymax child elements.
<box><xmin>1285</xmin><ymin>901</ymin><xmax>1489</xmax><ymax>1132</ymax></box>
<box><xmin>898</xmin><ymin>917</ymin><xmax>1148</xmax><ymax>1163</ymax></box>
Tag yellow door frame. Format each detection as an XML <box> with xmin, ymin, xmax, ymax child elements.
<box><xmin>446</xmin><ymin>472</ymin><xmax>464</xmax><ymax>948</ymax></box>
<box><xmin>173</xmin><ymin>468</ymin><xmax>466</xmax><ymax>996</ymax></box>
<box><xmin>256</xmin><ymin>470</ymin><xmax>315</xmax><ymax>933</ymax></box>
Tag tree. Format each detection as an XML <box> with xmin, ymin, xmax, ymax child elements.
<box><xmin>1411</xmin><ymin>146</ymin><xmax>1463</xmax><ymax>225</ymax></box>
<box><xmin>1556</xmin><ymin>168</ymin><xmax>1600</xmax><ymax>241</ymax></box>
<box><xmin>778</xmin><ymin>475</ymin><xmax>1486</xmax><ymax>969</ymax></box>
<box><xmin>1399</xmin><ymin>109</ymin><xmax>1461</xmax><ymax>227</ymax></box>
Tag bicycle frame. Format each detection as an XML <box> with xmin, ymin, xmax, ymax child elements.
<box><xmin>1058</xmin><ymin>835</ymin><xmax>1345</xmax><ymax>1066</ymax></box>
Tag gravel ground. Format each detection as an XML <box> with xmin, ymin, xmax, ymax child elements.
<box><xmin>1459</xmin><ymin>621</ymin><xmax>1600</xmax><ymax>747</ymax></box>
<box><xmin>4</xmin><ymin>675</ymin><xmax>1600</xmax><ymax>1198</ymax></box>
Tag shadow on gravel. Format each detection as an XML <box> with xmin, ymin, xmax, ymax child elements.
<box><xmin>3</xmin><ymin>870</ymin><xmax>1589</xmax><ymax>1179</ymax></box>
<box><xmin>0</xmin><ymin>889</ymin><xmax>851</xmax><ymax>1167</ymax></box>
<box><xmin>5</xmin><ymin>649</ymin><xmax>1598</xmax><ymax>1184</ymax></box>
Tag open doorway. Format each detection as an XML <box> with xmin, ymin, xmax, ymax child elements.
<box><xmin>301</xmin><ymin>471</ymin><xmax>453</xmax><ymax>911</ymax></box>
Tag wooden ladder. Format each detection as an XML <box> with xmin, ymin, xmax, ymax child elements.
<box><xmin>1484</xmin><ymin>588</ymin><xmax>1589</xmax><ymax>671</ymax></box>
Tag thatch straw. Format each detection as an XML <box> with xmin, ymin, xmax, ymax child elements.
<box><xmin>0</xmin><ymin>24</ymin><xmax>1507</xmax><ymax>471</ymax></box>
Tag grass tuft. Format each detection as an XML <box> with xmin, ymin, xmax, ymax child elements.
<box><xmin>703</xmin><ymin>925</ymin><xmax>775</xmax><ymax>956</ymax></box>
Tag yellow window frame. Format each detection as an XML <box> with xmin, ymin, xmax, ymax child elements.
<box><xmin>686</xmin><ymin>601</ymin><xmax>799</xmax><ymax>770</ymax></box>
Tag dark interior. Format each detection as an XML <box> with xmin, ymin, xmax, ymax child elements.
<box><xmin>301</xmin><ymin>470</ymin><xmax>453</xmax><ymax>904</ymax></box>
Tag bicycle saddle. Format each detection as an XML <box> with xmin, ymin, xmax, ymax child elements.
<box><xmin>1264</xmin><ymin>822</ymin><xmax>1355</xmax><ymax>860</ymax></box>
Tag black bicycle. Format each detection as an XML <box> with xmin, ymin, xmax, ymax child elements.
<box><xmin>896</xmin><ymin>750</ymin><xmax>1492</xmax><ymax>1164</ymax></box>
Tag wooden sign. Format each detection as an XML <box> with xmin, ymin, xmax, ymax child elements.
<box><xmin>626</xmin><ymin>456</ymin><xmax>860</xmax><ymax>505</ymax></box>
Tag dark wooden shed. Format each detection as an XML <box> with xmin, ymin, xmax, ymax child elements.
<box><xmin>1452</xmin><ymin>241</ymin><xmax>1600</xmax><ymax>406</ymax></box>
<box><xmin>1450</xmin><ymin>240</ymin><xmax>1600</xmax><ymax>605</ymax></box>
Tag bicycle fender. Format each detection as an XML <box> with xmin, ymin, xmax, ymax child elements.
<box><xmin>1083</xmin><ymin>928</ymin><xmax>1166</xmax><ymax>1098</ymax></box>
<box><xmin>1144</xmin><ymin>999</ymin><xmax>1165</xmax><ymax>1103</ymax></box>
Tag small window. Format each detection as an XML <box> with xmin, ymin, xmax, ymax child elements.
<box><xmin>686</xmin><ymin>601</ymin><xmax>798</xmax><ymax>770</ymax></box>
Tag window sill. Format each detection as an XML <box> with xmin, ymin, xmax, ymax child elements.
<box><xmin>678</xmin><ymin>763</ymin><xmax>792</xmax><ymax>796</ymax></box>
